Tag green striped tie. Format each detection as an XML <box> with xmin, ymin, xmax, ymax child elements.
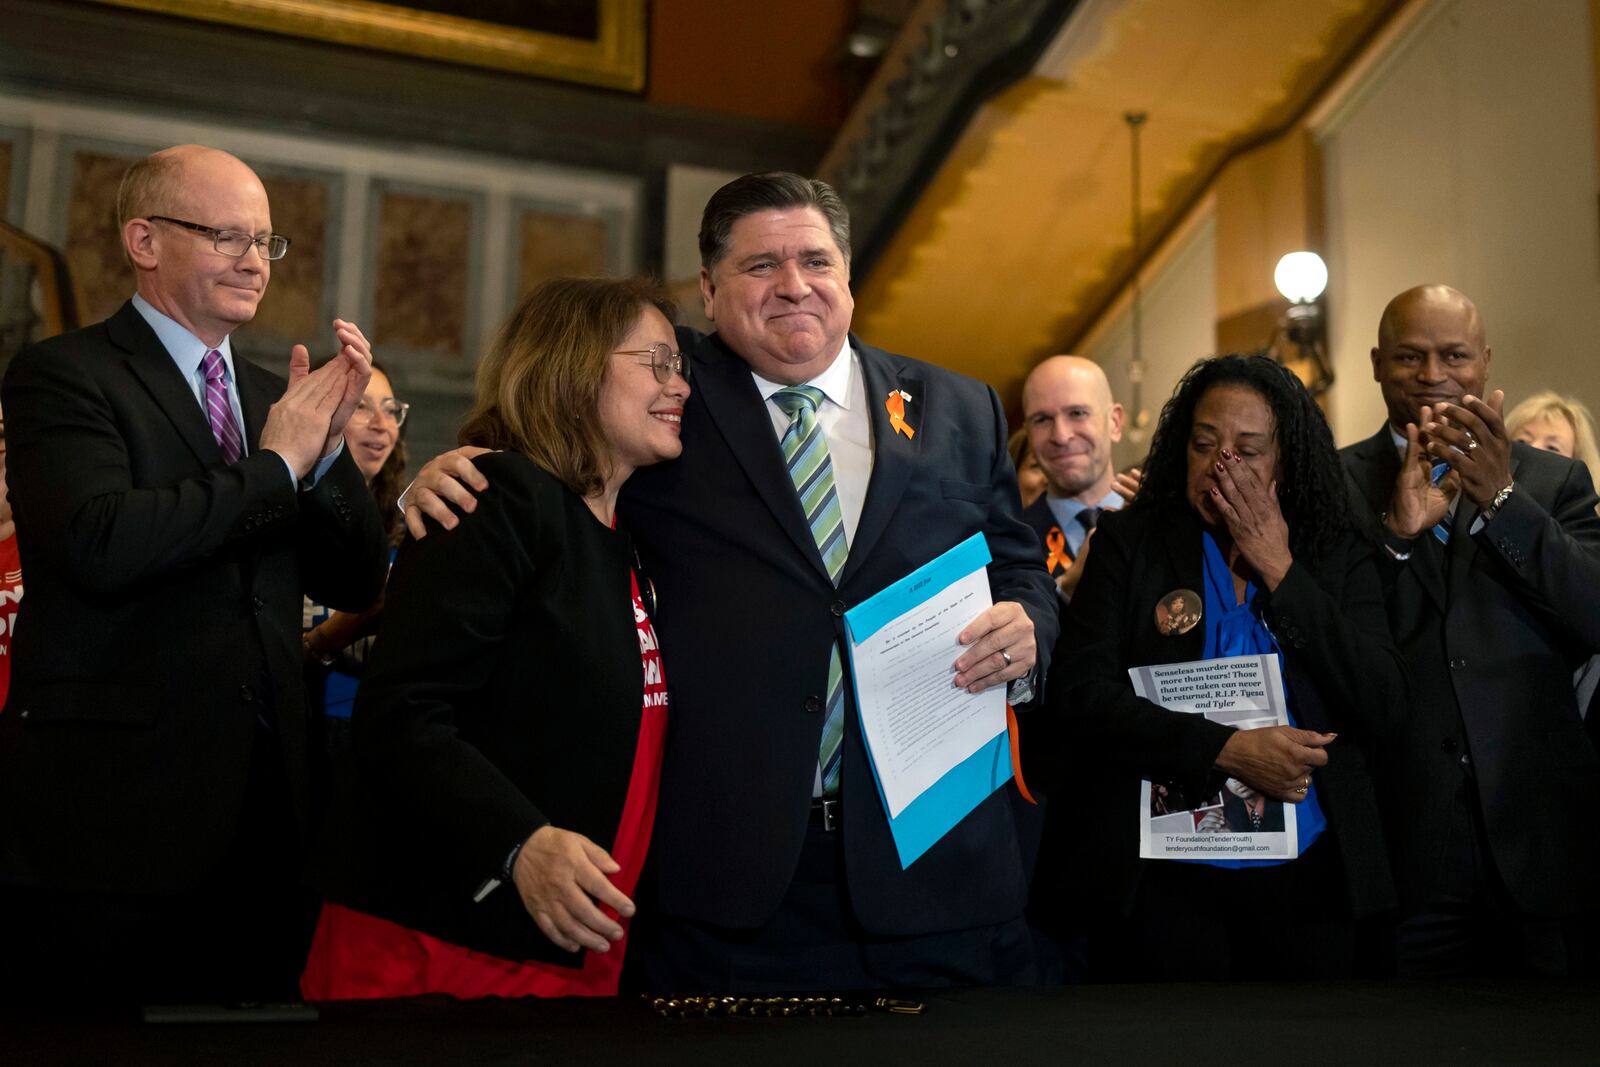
<box><xmin>773</xmin><ymin>386</ymin><xmax>848</xmax><ymax>795</ymax></box>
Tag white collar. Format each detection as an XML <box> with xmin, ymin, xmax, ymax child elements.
<box><xmin>750</xmin><ymin>338</ymin><xmax>854</xmax><ymax>410</ymax></box>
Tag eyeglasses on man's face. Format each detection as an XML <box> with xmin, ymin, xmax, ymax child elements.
<box><xmin>149</xmin><ymin>215</ymin><xmax>291</xmax><ymax>261</ymax></box>
<box><xmin>352</xmin><ymin>397</ymin><xmax>409</xmax><ymax>427</ymax></box>
<box><xmin>615</xmin><ymin>342</ymin><xmax>689</xmax><ymax>384</ymax></box>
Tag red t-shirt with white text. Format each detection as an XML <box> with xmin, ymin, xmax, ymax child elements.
<box><xmin>0</xmin><ymin>536</ymin><xmax>22</xmax><ymax>712</ymax></box>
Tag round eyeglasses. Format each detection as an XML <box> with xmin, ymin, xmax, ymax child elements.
<box><xmin>351</xmin><ymin>397</ymin><xmax>409</xmax><ymax>427</ymax></box>
<box><xmin>149</xmin><ymin>215</ymin><xmax>291</xmax><ymax>261</ymax></box>
<box><xmin>615</xmin><ymin>342</ymin><xmax>689</xmax><ymax>384</ymax></box>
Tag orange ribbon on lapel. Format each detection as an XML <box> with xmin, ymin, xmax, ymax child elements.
<box><xmin>885</xmin><ymin>389</ymin><xmax>915</xmax><ymax>439</ymax></box>
<box><xmin>1044</xmin><ymin>526</ymin><xmax>1068</xmax><ymax>573</ymax></box>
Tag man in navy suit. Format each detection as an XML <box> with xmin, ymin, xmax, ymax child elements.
<box><xmin>1012</xmin><ymin>355</ymin><xmax>1128</xmax><ymax>975</ymax></box>
<box><xmin>1018</xmin><ymin>355</ymin><xmax>1130</xmax><ymax>602</ymax></box>
<box><xmin>1341</xmin><ymin>284</ymin><xmax>1600</xmax><ymax>976</ymax></box>
<box><xmin>405</xmin><ymin>173</ymin><xmax>1057</xmax><ymax>992</ymax></box>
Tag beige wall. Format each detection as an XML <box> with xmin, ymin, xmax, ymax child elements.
<box><xmin>1080</xmin><ymin>211</ymin><xmax>1218</xmax><ymax>470</ymax></box>
<box><xmin>1070</xmin><ymin>0</ymin><xmax>1600</xmax><ymax>453</ymax></box>
<box><xmin>1318</xmin><ymin>0</ymin><xmax>1600</xmax><ymax>445</ymax></box>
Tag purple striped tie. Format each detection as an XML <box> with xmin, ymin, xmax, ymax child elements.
<box><xmin>201</xmin><ymin>349</ymin><xmax>243</xmax><ymax>464</ymax></box>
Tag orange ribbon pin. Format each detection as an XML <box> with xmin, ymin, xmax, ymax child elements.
<box><xmin>1044</xmin><ymin>526</ymin><xmax>1069</xmax><ymax>574</ymax></box>
<box><xmin>885</xmin><ymin>389</ymin><xmax>915</xmax><ymax>439</ymax></box>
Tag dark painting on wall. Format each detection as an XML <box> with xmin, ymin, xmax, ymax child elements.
<box><xmin>87</xmin><ymin>0</ymin><xmax>643</xmax><ymax>89</ymax></box>
<box><xmin>232</xmin><ymin>169</ymin><xmax>338</xmax><ymax>362</ymax></box>
<box><xmin>388</xmin><ymin>1</ymin><xmax>598</xmax><ymax>40</ymax></box>
<box><xmin>372</xmin><ymin>186</ymin><xmax>475</xmax><ymax>363</ymax></box>
<box><xmin>516</xmin><ymin>208</ymin><xmax>609</xmax><ymax>298</ymax></box>
<box><xmin>65</xmin><ymin>149</ymin><xmax>140</xmax><ymax>325</ymax></box>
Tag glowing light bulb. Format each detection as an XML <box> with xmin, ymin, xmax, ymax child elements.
<box><xmin>1274</xmin><ymin>251</ymin><xmax>1328</xmax><ymax>304</ymax></box>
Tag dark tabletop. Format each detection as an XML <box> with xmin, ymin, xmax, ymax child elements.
<box><xmin>7</xmin><ymin>980</ymin><xmax>1599</xmax><ymax>1065</ymax></box>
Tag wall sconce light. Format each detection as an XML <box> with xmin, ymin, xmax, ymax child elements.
<box><xmin>1272</xmin><ymin>251</ymin><xmax>1333</xmax><ymax>396</ymax></box>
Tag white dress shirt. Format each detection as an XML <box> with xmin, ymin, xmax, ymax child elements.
<box><xmin>753</xmin><ymin>340</ymin><xmax>1034</xmax><ymax>775</ymax></box>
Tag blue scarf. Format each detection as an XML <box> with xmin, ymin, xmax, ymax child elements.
<box><xmin>1185</xmin><ymin>531</ymin><xmax>1325</xmax><ymax>868</ymax></box>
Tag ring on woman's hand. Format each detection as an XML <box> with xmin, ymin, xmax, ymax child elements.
<box><xmin>1294</xmin><ymin>786</ymin><xmax>1307</xmax><ymax>794</ymax></box>
<box><xmin>1467</xmin><ymin>437</ymin><xmax>1479</xmax><ymax>451</ymax></box>
<box><xmin>1001</xmin><ymin>650</ymin><xmax>1013</xmax><ymax>667</ymax></box>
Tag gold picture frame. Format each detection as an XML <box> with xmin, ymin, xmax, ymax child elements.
<box><xmin>88</xmin><ymin>0</ymin><xmax>646</xmax><ymax>91</ymax></box>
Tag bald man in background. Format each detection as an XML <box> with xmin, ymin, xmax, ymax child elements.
<box><xmin>1018</xmin><ymin>356</ymin><xmax>1132</xmax><ymax>603</ymax></box>
<box><xmin>1013</xmin><ymin>355</ymin><xmax>1133</xmax><ymax>978</ymax></box>
<box><xmin>1341</xmin><ymin>284</ymin><xmax>1600</xmax><ymax>976</ymax></box>
<box><xmin>0</xmin><ymin>145</ymin><xmax>387</xmax><ymax>1003</ymax></box>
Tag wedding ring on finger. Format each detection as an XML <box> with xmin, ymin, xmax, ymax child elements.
<box><xmin>1464</xmin><ymin>431</ymin><xmax>1478</xmax><ymax>451</ymax></box>
<box><xmin>1001</xmin><ymin>650</ymin><xmax>1013</xmax><ymax>667</ymax></box>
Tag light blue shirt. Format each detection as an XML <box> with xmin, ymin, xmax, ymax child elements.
<box><xmin>1045</xmin><ymin>487</ymin><xmax>1126</xmax><ymax>558</ymax></box>
<box><xmin>132</xmin><ymin>295</ymin><xmax>341</xmax><ymax>488</ymax></box>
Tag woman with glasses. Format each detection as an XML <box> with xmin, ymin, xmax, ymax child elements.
<box><xmin>301</xmin><ymin>363</ymin><xmax>410</xmax><ymax>762</ymax></box>
<box><xmin>301</xmin><ymin>276</ymin><xmax>689</xmax><ymax>1000</ymax></box>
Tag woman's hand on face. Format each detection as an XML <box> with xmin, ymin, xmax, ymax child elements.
<box><xmin>510</xmin><ymin>825</ymin><xmax>635</xmax><ymax>954</ymax></box>
<box><xmin>1214</xmin><ymin>725</ymin><xmax>1333</xmax><ymax>803</ymax></box>
<box><xmin>1208</xmin><ymin>449</ymin><xmax>1293</xmax><ymax>590</ymax></box>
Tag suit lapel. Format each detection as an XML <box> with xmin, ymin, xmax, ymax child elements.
<box><xmin>1351</xmin><ymin>425</ymin><xmax>1447</xmax><ymax>613</ymax></box>
<box><xmin>234</xmin><ymin>358</ymin><xmax>275</xmax><ymax>455</ymax></box>
<box><xmin>109</xmin><ymin>301</ymin><xmax>225</xmax><ymax>468</ymax></box>
<box><xmin>1445</xmin><ymin>448</ymin><xmax>1521</xmax><ymax>601</ymax></box>
<box><xmin>844</xmin><ymin>340</ymin><xmax>922</xmax><ymax>584</ymax></box>
<box><xmin>693</xmin><ymin>333</ymin><xmax>833</xmax><ymax>584</ymax></box>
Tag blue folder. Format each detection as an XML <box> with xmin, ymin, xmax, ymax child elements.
<box><xmin>843</xmin><ymin>532</ymin><xmax>1013</xmax><ymax>868</ymax></box>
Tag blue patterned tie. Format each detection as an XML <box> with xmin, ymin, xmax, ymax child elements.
<box><xmin>773</xmin><ymin>386</ymin><xmax>848</xmax><ymax>795</ymax></box>
<box><xmin>1430</xmin><ymin>461</ymin><xmax>1452</xmax><ymax>544</ymax></box>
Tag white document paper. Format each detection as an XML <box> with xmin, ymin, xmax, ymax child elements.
<box><xmin>1129</xmin><ymin>654</ymin><xmax>1299</xmax><ymax>861</ymax></box>
<box><xmin>849</xmin><ymin>567</ymin><xmax>1006</xmax><ymax>819</ymax></box>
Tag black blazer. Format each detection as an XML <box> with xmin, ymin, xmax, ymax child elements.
<box><xmin>1038</xmin><ymin>502</ymin><xmax>1405</xmax><ymax>921</ymax></box>
<box><xmin>314</xmin><ymin>454</ymin><xmax>646</xmax><ymax>965</ymax></box>
<box><xmin>1021</xmin><ymin>496</ymin><xmax>1070</xmax><ymax>578</ymax></box>
<box><xmin>0</xmin><ymin>301</ymin><xmax>387</xmax><ymax>894</ymax></box>
<box><xmin>620</xmin><ymin>331</ymin><xmax>1058</xmax><ymax>936</ymax></box>
<box><xmin>1342</xmin><ymin>427</ymin><xmax>1600</xmax><ymax>916</ymax></box>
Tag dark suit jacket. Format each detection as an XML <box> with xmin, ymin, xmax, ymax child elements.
<box><xmin>620</xmin><ymin>331</ymin><xmax>1057</xmax><ymax>936</ymax></box>
<box><xmin>1021</xmin><ymin>496</ymin><xmax>1070</xmax><ymax>579</ymax></box>
<box><xmin>1038</xmin><ymin>502</ymin><xmax>1405</xmax><ymax>921</ymax></box>
<box><xmin>314</xmin><ymin>454</ymin><xmax>646</xmax><ymax>965</ymax></box>
<box><xmin>1342</xmin><ymin>427</ymin><xmax>1600</xmax><ymax>916</ymax></box>
<box><xmin>1222</xmin><ymin>790</ymin><xmax>1285</xmax><ymax>833</ymax></box>
<box><xmin>0</xmin><ymin>300</ymin><xmax>387</xmax><ymax>895</ymax></box>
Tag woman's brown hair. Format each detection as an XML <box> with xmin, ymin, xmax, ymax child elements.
<box><xmin>460</xmin><ymin>277</ymin><xmax>676</xmax><ymax>497</ymax></box>
<box><xmin>365</xmin><ymin>360</ymin><xmax>409</xmax><ymax>547</ymax></box>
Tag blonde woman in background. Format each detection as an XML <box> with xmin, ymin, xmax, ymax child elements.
<box><xmin>1505</xmin><ymin>390</ymin><xmax>1600</xmax><ymax>730</ymax></box>
<box><xmin>1506</xmin><ymin>391</ymin><xmax>1600</xmax><ymax>498</ymax></box>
